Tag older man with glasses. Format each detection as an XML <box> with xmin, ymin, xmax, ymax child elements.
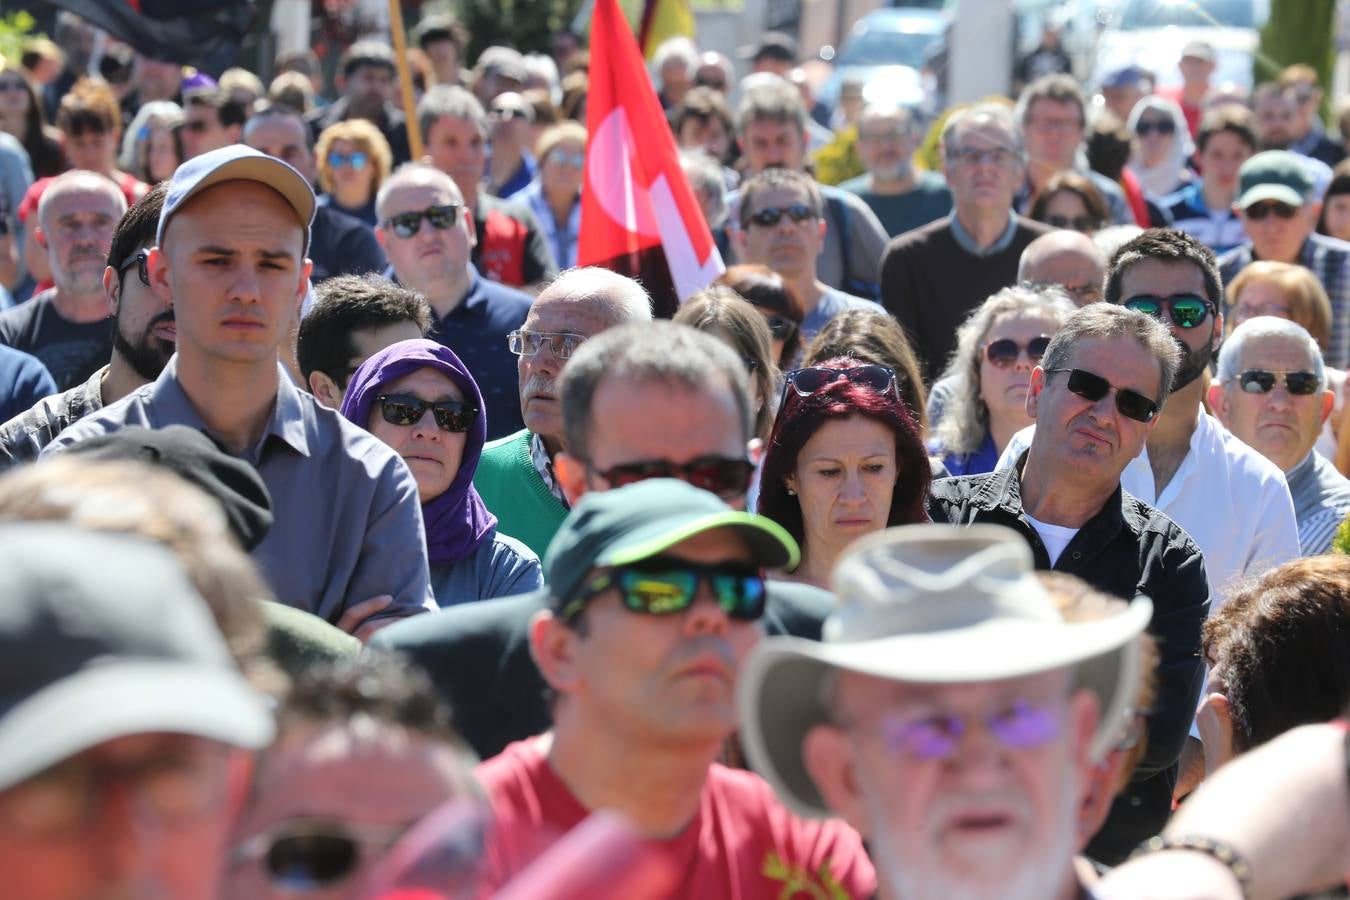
<box><xmin>739</xmin><ymin>525</ymin><xmax>1154</xmax><ymax>900</ymax></box>
<box><xmin>376</xmin><ymin>162</ymin><xmax>533</xmax><ymax>440</ymax></box>
<box><xmin>1209</xmin><ymin>317</ymin><xmax>1350</xmax><ymax>555</ymax></box>
<box><xmin>930</xmin><ymin>302</ymin><xmax>1209</xmax><ymax>864</ymax></box>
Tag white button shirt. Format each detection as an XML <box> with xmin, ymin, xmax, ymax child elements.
<box><xmin>998</xmin><ymin>409</ymin><xmax>1300</xmax><ymax>610</ymax></box>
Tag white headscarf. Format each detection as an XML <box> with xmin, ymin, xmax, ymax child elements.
<box><xmin>1126</xmin><ymin>96</ymin><xmax>1195</xmax><ymax>199</ymax></box>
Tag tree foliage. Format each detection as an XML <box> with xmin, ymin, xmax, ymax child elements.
<box><xmin>1255</xmin><ymin>0</ymin><xmax>1336</xmax><ymax>119</ymax></box>
<box><xmin>462</xmin><ymin>0</ymin><xmax>588</xmax><ymax>62</ymax></box>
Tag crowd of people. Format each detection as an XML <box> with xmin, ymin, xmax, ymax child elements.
<box><xmin>2</xmin><ymin>7</ymin><xmax>1350</xmax><ymax>900</ymax></box>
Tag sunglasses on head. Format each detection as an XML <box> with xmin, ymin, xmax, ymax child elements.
<box><xmin>1135</xmin><ymin>119</ymin><xmax>1176</xmax><ymax>137</ymax></box>
<box><xmin>590</xmin><ymin>455</ymin><xmax>755</xmax><ymax>500</ymax></box>
<box><xmin>1044</xmin><ymin>214</ymin><xmax>1099</xmax><ymax>232</ymax></box>
<box><xmin>1244</xmin><ymin>201</ymin><xmax>1299</xmax><ymax>220</ymax></box>
<box><xmin>561</xmin><ymin>560</ymin><xmax>767</xmax><ymax>623</ymax></box>
<box><xmin>1123</xmin><ymin>293</ymin><xmax>1214</xmax><ymax>329</ymax></box>
<box><xmin>763</xmin><ymin>314</ymin><xmax>797</xmax><ymax>340</ymax></box>
<box><xmin>984</xmin><ymin>335</ymin><xmax>1050</xmax><ymax>368</ymax></box>
<box><xmin>383</xmin><ymin>204</ymin><xmax>462</xmax><ymax>239</ymax></box>
<box><xmin>327</xmin><ymin>150</ymin><xmax>369</xmax><ymax>169</ymax></box>
<box><xmin>745</xmin><ymin>203</ymin><xmax>816</xmax><ymax>229</ymax></box>
<box><xmin>785</xmin><ymin>364</ymin><xmax>896</xmax><ymax>397</ymax></box>
<box><xmin>507</xmin><ymin>329</ymin><xmax>587</xmax><ymax>359</ymax></box>
<box><xmin>1046</xmin><ymin>367</ymin><xmax>1160</xmax><ymax>423</ymax></box>
<box><xmin>233</xmin><ymin>819</ymin><xmax>406</xmax><ymax>891</ymax></box>
<box><xmin>873</xmin><ymin>699</ymin><xmax>1064</xmax><ymax>761</ymax></box>
<box><xmin>1238</xmin><ymin>369</ymin><xmax>1321</xmax><ymax>395</ymax></box>
<box><xmin>376</xmin><ymin>394</ymin><xmax>477</xmax><ymax>432</ymax></box>
<box><xmin>116</xmin><ymin>250</ymin><xmax>150</xmax><ymax>288</ymax></box>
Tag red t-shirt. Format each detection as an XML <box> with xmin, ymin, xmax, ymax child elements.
<box><xmin>477</xmin><ymin>737</ymin><xmax>877</xmax><ymax>899</ymax></box>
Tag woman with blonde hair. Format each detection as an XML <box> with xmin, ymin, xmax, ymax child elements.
<box><xmin>1228</xmin><ymin>261</ymin><xmax>1346</xmax><ymax>465</ymax></box>
<box><xmin>516</xmin><ymin>121</ymin><xmax>585</xmax><ymax>268</ymax></box>
<box><xmin>314</xmin><ymin>119</ymin><xmax>393</xmax><ymax>226</ymax></box>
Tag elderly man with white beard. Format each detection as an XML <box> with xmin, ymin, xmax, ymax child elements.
<box><xmin>472</xmin><ymin>267</ymin><xmax>652</xmax><ymax>557</ymax></box>
<box><xmin>739</xmin><ymin>525</ymin><xmax>1151</xmax><ymax>900</ymax></box>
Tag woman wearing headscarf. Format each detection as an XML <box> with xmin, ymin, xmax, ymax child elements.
<box><xmin>341</xmin><ymin>339</ymin><xmax>541</xmax><ymax>607</ymax></box>
<box><xmin>1126</xmin><ymin>95</ymin><xmax>1195</xmax><ymax>200</ymax></box>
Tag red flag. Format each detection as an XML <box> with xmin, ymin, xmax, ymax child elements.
<box><xmin>579</xmin><ymin>0</ymin><xmax>723</xmax><ymax>316</ymax></box>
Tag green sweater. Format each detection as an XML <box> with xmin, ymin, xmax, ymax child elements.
<box><xmin>473</xmin><ymin>429</ymin><xmax>569</xmax><ymax>559</ymax></box>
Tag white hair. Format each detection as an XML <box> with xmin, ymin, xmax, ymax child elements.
<box><xmin>522</xmin><ymin>53</ymin><xmax>561</xmax><ymax>104</ymax></box>
<box><xmin>374</xmin><ymin>162</ymin><xmax>462</xmax><ymax>222</ymax></box>
<box><xmin>652</xmin><ymin>37</ymin><xmax>698</xmax><ymax>84</ymax></box>
<box><xmin>37</xmin><ymin>170</ymin><xmax>127</xmax><ymax>232</ymax></box>
<box><xmin>537</xmin><ymin>266</ymin><xmax>653</xmax><ymax>325</ymax></box>
<box><xmin>1216</xmin><ymin>316</ymin><xmax>1326</xmax><ymax>388</ymax></box>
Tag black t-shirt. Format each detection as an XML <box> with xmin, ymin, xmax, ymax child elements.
<box><xmin>0</xmin><ymin>289</ymin><xmax>111</xmax><ymax>391</ymax></box>
<box><xmin>309</xmin><ymin>204</ymin><xmax>387</xmax><ymax>284</ymax></box>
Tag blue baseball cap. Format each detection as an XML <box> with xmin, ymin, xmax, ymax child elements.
<box><xmin>157</xmin><ymin>143</ymin><xmax>316</xmax><ymax>251</ymax></box>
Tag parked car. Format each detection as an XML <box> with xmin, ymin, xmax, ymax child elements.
<box><xmin>818</xmin><ymin>8</ymin><xmax>950</xmax><ymax>117</ymax></box>
<box><xmin>1092</xmin><ymin>0</ymin><xmax>1270</xmax><ymax>91</ymax></box>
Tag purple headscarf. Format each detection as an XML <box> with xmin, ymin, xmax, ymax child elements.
<box><xmin>340</xmin><ymin>338</ymin><xmax>497</xmax><ymax>567</ymax></box>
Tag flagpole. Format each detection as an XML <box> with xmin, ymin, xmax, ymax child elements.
<box><xmin>387</xmin><ymin>0</ymin><xmax>424</xmax><ymax>160</ymax></box>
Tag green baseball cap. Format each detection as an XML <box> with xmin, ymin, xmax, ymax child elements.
<box><xmin>1236</xmin><ymin>150</ymin><xmax>1313</xmax><ymax>209</ymax></box>
<box><xmin>541</xmin><ymin>478</ymin><xmax>800</xmax><ymax>613</ymax></box>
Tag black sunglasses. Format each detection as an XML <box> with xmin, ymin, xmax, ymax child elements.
<box><xmin>1245</xmin><ymin>201</ymin><xmax>1299</xmax><ymax>221</ymax></box>
<box><xmin>1135</xmin><ymin>119</ymin><xmax>1176</xmax><ymax>137</ymax></box>
<box><xmin>590</xmin><ymin>455</ymin><xmax>754</xmax><ymax>500</ymax></box>
<box><xmin>1045</xmin><ymin>367</ymin><xmax>1160</xmax><ymax>423</ymax></box>
<box><xmin>233</xmin><ymin>820</ymin><xmax>406</xmax><ymax>891</ymax></box>
<box><xmin>376</xmin><ymin>394</ymin><xmax>477</xmax><ymax>432</ymax></box>
<box><xmin>1044</xmin><ymin>214</ymin><xmax>1100</xmax><ymax>232</ymax></box>
<box><xmin>383</xmin><ymin>204</ymin><xmax>462</xmax><ymax>238</ymax></box>
<box><xmin>1123</xmin><ymin>293</ymin><xmax>1214</xmax><ymax>329</ymax></box>
<box><xmin>561</xmin><ymin>560</ymin><xmax>767</xmax><ymax>623</ymax></box>
<box><xmin>745</xmin><ymin>203</ymin><xmax>817</xmax><ymax>229</ymax></box>
<box><xmin>984</xmin><ymin>336</ymin><xmax>1050</xmax><ymax>368</ymax></box>
<box><xmin>785</xmin><ymin>364</ymin><xmax>896</xmax><ymax>397</ymax></box>
<box><xmin>1238</xmin><ymin>369</ymin><xmax>1321</xmax><ymax>396</ymax></box>
<box><xmin>116</xmin><ymin>250</ymin><xmax>150</xmax><ymax>288</ymax></box>
<box><xmin>763</xmin><ymin>314</ymin><xmax>798</xmax><ymax>340</ymax></box>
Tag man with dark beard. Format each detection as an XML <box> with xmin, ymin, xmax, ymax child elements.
<box><xmin>0</xmin><ymin>184</ymin><xmax>174</xmax><ymax>464</ymax></box>
<box><xmin>1000</xmin><ymin>229</ymin><xmax>1300</xmax><ymax>603</ymax></box>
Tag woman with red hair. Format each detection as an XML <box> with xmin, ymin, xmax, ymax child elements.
<box><xmin>757</xmin><ymin>357</ymin><xmax>931</xmax><ymax>589</ymax></box>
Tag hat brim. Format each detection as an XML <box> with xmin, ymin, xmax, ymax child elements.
<box><xmin>736</xmin><ymin>598</ymin><xmax>1152</xmax><ymax>819</ymax></box>
<box><xmin>1237</xmin><ymin>184</ymin><xmax>1306</xmax><ymax>209</ymax></box>
<box><xmin>0</xmin><ymin>660</ymin><xmax>274</xmax><ymax>790</ymax></box>
<box><xmin>156</xmin><ymin>155</ymin><xmax>317</xmax><ymax>246</ymax></box>
<box><xmin>602</xmin><ymin>511</ymin><xmax>800</xmax><ymax>572</ymax></box>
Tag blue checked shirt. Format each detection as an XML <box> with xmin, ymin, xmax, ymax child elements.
<box><xmin>1220</xmin><ymin>234</ymin><xmax>1350</xmax><ymax>369</ymax></box>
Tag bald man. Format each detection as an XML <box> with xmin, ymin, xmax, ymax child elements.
<box><xmin>0</xmin><ymin>170</ymin><xmax>125</xmax><ymax>389</ymax></box>
<box><xmin>1018</xmin><ymin>230</ymin><xmax>1107</xmax><ymax>306</ymax></box>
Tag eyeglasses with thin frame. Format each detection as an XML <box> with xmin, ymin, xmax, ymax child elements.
<box><xmin>1123</xmin><ymin>293</ymin><xmax>1215</xmax><ymax>329</ymax></box>
<box><xmin>945</xmin><ymin>146</ymin><xmax>1019</xmax><ymax>168</ymax></box>
<box><xmin>785</xmin><ymin>364</ymin><xmax>896</xmax><ymax>398</ymax></box>
<box><xmin>744</xmin><ymin>203</ymin><xmax>817</xmax><ymax>229</ymax></box>
<box><xmin>1244</xmin><ymin>201</ymin><xmax>1299</xmax><ymax>221</ymax></box>
<box><xmin>842</xmin><ymin>698</ymin><xmax>1066</xmax><ymax>761</ymax></box>
<box><xmin>559</xmin><ymin>560</ymin><xmax>767</xmax><ymax>624</ymax></box>
<box><xmin>116</xmin><ymin>250</ymin><xmax>151</xmax><ymax>288</ymax></box>
<box><xmin>1236</xmin><ymin>369</ymin><xmax>1321</xmax><ymax>396</ymax></box>
<box><xmin>506</xmin><ymin>329</ymin><xmax>587</xmax><ymax>360</ymax></box>
<box><xmin>232</xmin><ymin>819</ymin><xmax>409</xmax><ymax>891</ymax></box>
<box><xmin>983</xmin><ymin>335</ymin><xmax>1050</xmax><ymax>368</ymax></box>
<box><xmin>587</xmin><ymin>455</ymin><xmax>755</xmax><ymax>500</ymax></box>
<box><xmin>382</xmin><ymin>204</ymin><xmax>462</xmax><ymax>239</ymax></box>
<box><xmin>375</xmin><ymin>394</ymin><xmax>477</xmax><ymax>432</ymax></box>
<box><xmin>1044</xmin><ymin>367</ymin><xmax>1160</xmax><ymax>423</ymax></box>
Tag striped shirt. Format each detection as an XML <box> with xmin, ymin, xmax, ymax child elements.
<box><xmin>1286</xmin><ymin>450</ymin><xmax>1350</xmax><ymax>556</ymax></box>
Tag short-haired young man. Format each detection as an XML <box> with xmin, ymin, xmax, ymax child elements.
<box><xmin>180</xmin><ymin>87</ymin><xmax>247</xmax><ymax>160</ymax></box>
<box><xmin>0</xmin><ymin>183</ymin><xmax>170</xmax><ymax>463</ymax></box>
<box><xmin>1162</xmin><ymin>105</ymin><xmax>1257</xmax><ymax>255</ymax></box>
<box><xmin>474</xmin><ymin>479</ymin><xmax>876</xmax><ymax>897</ymax></box>
<box><xmin>305</xmin><ymin>40</ymin><xmax>412</xmax><ymax>166</ymax></box>
<box><xmin>298</xmin><ymin>272</ymin><xmax>431</xmax><ymax>409</ymax></box>
<box><xmin>412</xmin><ymin>13</ymin><xmax>470</xmax><ymax>87</ymax></box>
<box><xmin>47</xmin><ymin>145</ymin><xmax>434</xmax><ymax>628</ymax></box>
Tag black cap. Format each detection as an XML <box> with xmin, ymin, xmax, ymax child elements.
<box><xmin>66</xmin><ymin>425</ymin><xmax>273</xmax><ymax>551</ymax></box>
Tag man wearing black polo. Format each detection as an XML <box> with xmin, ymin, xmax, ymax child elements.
<box><xmin>928</xmin><ymin>302</ymin><xmax>1209</xmax><ymax>864</ymax></box>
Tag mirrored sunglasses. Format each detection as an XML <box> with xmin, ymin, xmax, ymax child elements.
<box><xmin>376</xmin><ymin>394</ymin><xmax>477</xmax><ymax>432</ymax></box>
<box><xmin>383</xmin><ymin>204</ymin><xmax>462</xmax><ymax>239</ymax></box>
<box><xmin>562</xmin><ymin>562</ymin><xmax>767</xmax><ymax>623</ymax></box>
<box><xmin>746</xmin><ymin>203</ymin><xmax>816</xmax><ymax>228</ymax></box>
<box><xmin>1123</xmin><ymin>293</ymin><xmax>1214</xmax><ymax>329</ymax></box>
<box><xmin>1045</xmin><ymin>367</ymin><xmax>1159</xmax><ymax>423</ymax></box>
<box><xmin>1238</xmin><ymin>369</ymin><xmax>1321</xmax><ymax>396</ymax></box>
<box><xmin>327</xmin><ymin>150</ymin><xmax>369</xmax><ymax>169</ymax></box>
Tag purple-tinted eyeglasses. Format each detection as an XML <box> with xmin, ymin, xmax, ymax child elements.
<box><xmin>874</xmin><ymin>699</ymin><xmax>1064</xmax><ymax>760</ymax></box>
